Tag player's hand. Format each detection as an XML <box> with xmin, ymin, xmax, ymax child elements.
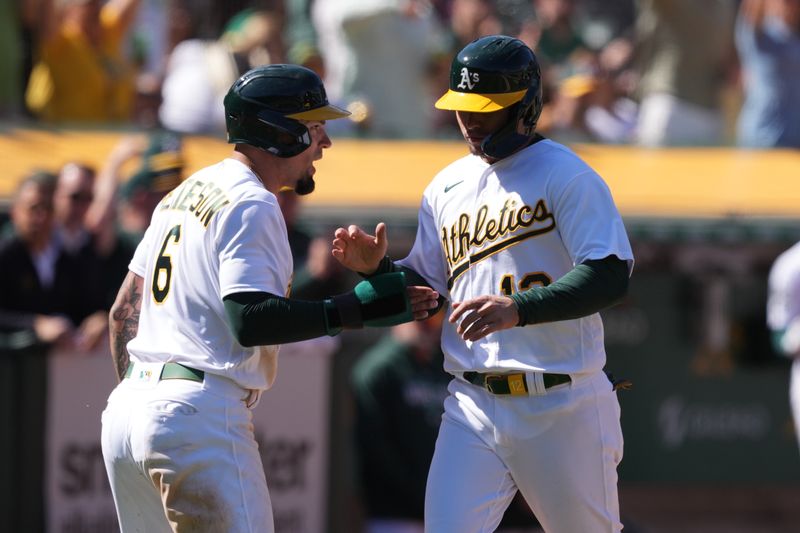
<box><xmin>407</xmin><ymin>285</ymin><xmax>440</xmax><ymax>320</ymax></box>
<box><xmin>33</xmin><ymin>314</ymin><xmax>75</xmax><ymax>346</ymax></box>
<box><xmin>449</xmin><ymin>295</ymin><xmax>519</xmax><ymax>342</ymax></box>
<box><xmin>331</xmin><ymin>222</ymin><xmax>388</xmax><ymax>274</ymax></box>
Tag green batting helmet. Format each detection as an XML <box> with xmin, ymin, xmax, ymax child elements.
<box><xmin>435</xmin><ymin>35</ymin><xmax>543</xmax><ymax>159</ymax></box>
<box><xmin>224</xmin><ymin>64</ymin><xmax>350</xmax><ymax>158</ymax></box>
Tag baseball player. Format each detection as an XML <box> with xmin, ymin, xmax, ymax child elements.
<box><xmin>332</xmin><ymin>36</ymin><xmax>634</xmax><ymax>532</ymax></box>
<box><xmin>101</xmin><ymin>64</ymin><xmax>439</xmax><ymax>532</ymax></box>
<box><xmin>767</xmin><ymin>241</ymin><xmax>800</xmax><ymax>449</ymax></box>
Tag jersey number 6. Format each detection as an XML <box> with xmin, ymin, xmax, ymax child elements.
<box><xmin>152</xmin><ymin>224</ymin><xmax>182</xmax><ymax>303</ymax></box>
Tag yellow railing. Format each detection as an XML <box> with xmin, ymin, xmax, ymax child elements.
<box><xmin>1</xmin><ymin>128</ymin><xmax>798</xmax><ymax>218</ymax></box>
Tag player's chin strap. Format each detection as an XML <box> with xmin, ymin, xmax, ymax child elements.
<box><xmin>604</xmin><ymin>370</ymin><xmax>632</xmax><ymax>392</ymax></box>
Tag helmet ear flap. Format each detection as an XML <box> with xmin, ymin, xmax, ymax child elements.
<box><xmin>481</xmin><ymin>79</ymin><xmax>544</xmax><ymax>160</ymax></box>
<box><xmin>517</xmin><ymin>74</ymin><xmax>543</xmax><ymax>137</ymax></box>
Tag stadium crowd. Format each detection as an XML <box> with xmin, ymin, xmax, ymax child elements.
<box><xmin>0</xmin><ymin>0</ymin><xmax>797</xmax><ymax>148</ymax></box>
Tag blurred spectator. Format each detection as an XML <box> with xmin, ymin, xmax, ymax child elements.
<box><xmin>583</xmin><ymin>36</ymin><xmax>639</xmax><ymax>143</ymax></box>
<box><xmin>537</xmin><ymin>48</ymin><xmax>599</xmax><ymax>142</ymax></box>
<box><xmin>0</xmin><ymin>170</ymin><xmax>107</xmax><ymax>533</ymax></box>
<box><xmin>0</xmin><ymin>171</ymin><xmax>57</xmax><ymax>533</ymax></box>
<box><xmin>0</xmin><ymin>170</ymin><xmax>107</xmax><ymax>353</ymax></box>
<box><xmin>53</xmin><ymin>162</ymin><xmax>96</xmax><ymax>255</ymax></box>
<box><xmin>81</xmin><ymin>131</ymin><xmax>184</xmax><ymax>305</ymax></box>
<box><xmin>129</xmin><ymin>0</ymin><xmax>196</xmax><ymax>128</ymax></box>
<box><xmin>448</xmin><ymin>0</ymin><xmax>503</xmax><ymax>47</ymax></box>
<box><xmin>24</xmin><ymin>0</ymin><xmax>143</xmax><ymax>123</ymax></box>
<box><xmin>735</xmin><ymin>0</ymin><xmax>800</xmax><ymax>148</ymax></box>
<box><xmin>285</xmin><ymin>0</ymin><xmax>326</xmax><ymax>73</ymax></box>
<box><xmin>114</xmin><ymin>130</ymin><xmax>184</xmax><ymax>244</ymax></box>
<box><xmin>530</xmin><ymin>0</ymin><xmax>588</xmax><ymax>69</ymax></box>
<box><xmin>546</xmin><ymin>36</ymin><xmax>639</xmax><ymax>144</ymax></box>
<box><xmin>276</xmin><ymin>189</ymin><xmax>351</xmax><ymax>299</ymax></box>
<box><xmin>277</xmin><ymin>189</ymin><xmax>312</xmax><ymax>265</ymax></box>
<box><xmin>350</xmin><ymin>315</ymin><xmax>451</xmax><ymax>532</ymax></box>
<box><xmin>313</xmin><ymin>0</ymin><xmax>449</xmax><ymax>138</ymax></box>
<box><xmin>517</xmin><ymin>0</ymin><xmax>634</xmax><ymax>142</ymax></box>
<box><xmin>576</xmin><ymin>0</ymin><xmax>636</xmax><ymax>50</ymax></box>
<box><xmin>767</xmin><ymin>240</ymin><xmax>800</xmax><ymax>450</ymax></box>
<box><xmin>159</xmin><ymin>7</ymin><xmax>284</xmax><ymax>134</ymax></box>
<box><xmin>351</xmin><ymin>314</ymin><xmax>542</xmax><ymax>532</ymax></box>
<box><xmin>633</xmin><ymin>0</ymin><xmax>737</xmax><ymax>147</ymax></box>
<box><xmin>128</xmin><ymin>0</ymin><xmax>170</xmax><ymax>78</ymax></box>
<box><xmin>54</xmin><ymin>160</ymin><xmax>127</xmax><ymax>308</ymax></box>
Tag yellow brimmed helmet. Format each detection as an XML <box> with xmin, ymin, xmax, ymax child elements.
<box><xmin>436</xmin><ymin>35</ymin><xmax>543</xmax><ymax>159</ymax></box>
<box><xmin>224</xmin><ymin>64</ymin><xmax>350</xmax><ymax>157</ymax></box>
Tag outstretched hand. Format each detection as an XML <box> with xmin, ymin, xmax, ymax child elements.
<box><xmin>408</xmin><ymin>285</ymin><xmax>440</xmax><ymax>320</ymax></box>
<box><xmin>449</xmin><ymin>295</ymin><xmax>520</xmax><ymax>342</ymax></box>
<box><xmin>331</xmin><ymin>222</ymin><xmax>388</xmax><ymax>274</ymax></box>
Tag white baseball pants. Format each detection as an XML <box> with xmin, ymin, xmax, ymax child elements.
<box><xmin>101</xmin><ymin>365</ymin><xmax>272</xmax><ymax>532</ymax></box>
<box><xmin>425</xmin><ymin>371</ymin><xmax>623</xmax><ymax>533</ymax></box>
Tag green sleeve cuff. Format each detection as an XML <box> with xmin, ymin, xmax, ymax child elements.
<box><xmin>363</xmin><ymin>255</ymin><xmax>445</xmax><ymax>317</ymax></box>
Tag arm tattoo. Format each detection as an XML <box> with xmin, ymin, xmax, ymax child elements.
<box><xmin>110</xmin><ymin>274</ymin><xmax>142</xmax><ymax>381</ymax></box>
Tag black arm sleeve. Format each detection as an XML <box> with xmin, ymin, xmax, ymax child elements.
<box><xmin>223</xmin><ymin>292</ymin><xmax>342</xmax><ymax>347</ymax></box>
<box><xmin>510</xmin><ymin>255</ymin><xmax>629</xmax><ymax>326</ymax></box>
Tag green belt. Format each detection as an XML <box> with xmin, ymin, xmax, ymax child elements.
<box><xmin>462</xmin><ymin>371</ymin><xmax>571</xmax><ymax>395</ymax></box>
<box><xmin>124</xmin><ymin>362</ymin><xmax>205</xmax><ymax>383</ymax></box>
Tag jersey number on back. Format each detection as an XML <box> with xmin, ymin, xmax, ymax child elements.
<box><xmin>152</xmin><ymin>224</ymin><xmax>182</xmax><ymax>303</ymax></box>
<box><xmin>500</xmin><ymin>271</ymin><xmax>552</xmax><ymax>295</ymax></box>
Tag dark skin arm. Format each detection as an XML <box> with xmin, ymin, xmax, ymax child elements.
<box><xmin>108</xmin><ymin>270</ymin><xmax>142</xmax><ymax>381</ymax></box>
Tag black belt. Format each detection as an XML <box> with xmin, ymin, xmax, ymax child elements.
<box><xmin>462</xmin><ymin>371</ymin><xmax>571</xmax><ymax>395</ymax></box>
<box><xmin>124</xmin><ymin>362</ymin><xmax>205</xmax><ymax>383</ymax></box>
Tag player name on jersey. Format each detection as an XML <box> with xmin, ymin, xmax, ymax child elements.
<box><xmin>159</xmin><ymin>177</ymin><xmax>231</xmax><ymax>227</ymax></box>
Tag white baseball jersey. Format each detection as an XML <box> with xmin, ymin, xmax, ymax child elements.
<box><xmin>767</xmin><ymin>241</ymin><xmax>800</xmax><ymax>449</ymax></box>
<box><xmin>768</xmin><ymin>241</ymin><xmax>800</xmax><ymax>342</ymax></box>
<box><xmin>398</xmin><ymin>139</ymin><xmax>634</xmax><ymax>377</ymax></box>
<box><xmin>127</xmin><ymin>158</ymin><xmax>293</xmax><ymax>391</ymax></box>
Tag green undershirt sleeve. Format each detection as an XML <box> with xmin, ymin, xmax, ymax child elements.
<box><xmin>510</xmin><ymin>255</ymin><xmax>630</xmax><ymax>326</ymax></box>
<box><xmin>223</xmin><ymin>292</ymin><xmax>342</xmax><ymax>347</ymax></box>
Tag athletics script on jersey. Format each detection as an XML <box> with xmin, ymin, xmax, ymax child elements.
<box><xmin>159</xmin><ymin>176</ymin><xmax>231</xmax><ymax>227</ymax></box>
<box><xmin>441</xmin><ymin>197</ymin><xmax>555</xmax><ymax>289</ymax></box>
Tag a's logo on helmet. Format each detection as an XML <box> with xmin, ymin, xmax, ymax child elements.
<box><xmin>457</xmin><ymin>67</ymin><xmax>479</xmax><ymax>90</ymax></box>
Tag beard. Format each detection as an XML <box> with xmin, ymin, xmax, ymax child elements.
<box><xmin>467</xmin><ymin>141</ymin><xmax>483</xmax><ymax>157</ymax></box>
<box><xmin>294</xmin><ymin>174</ymin><xmax>316</xmax><ymax>196</ymax></box>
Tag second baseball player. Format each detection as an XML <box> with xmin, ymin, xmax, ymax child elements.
<box><xmin>333</xmin><ymin>35</ymin><xmax>634</xmax><ymax>532</ymax></box>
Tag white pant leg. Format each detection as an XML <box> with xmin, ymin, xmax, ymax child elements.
<box><xmin>102</xmin><ymin>376</ymin><xmax>273</xmax><ymax>533</ymax></box>
<box><xmin>427</xmin><ymin>374</ymin><xmax>622</xmax><ymax>533</ymax></box>
<box><xmin>791</xmin><ymin>360</ymin><xmax>800</xmax><ymax>451</ymax></box>
<box><xmin>425</xmin><ymin>386</ymin><xmax>518</xmax><ymax>533</ymax></box>
<box><xmin>102</xmin><ymin>384</ymin><xmax>173</xmax><ymax>533</ymax></box>
<box><xmin>500</xmin><ymin>373</ymin><xmax>623</xmax><ymax>533</ymax></box>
